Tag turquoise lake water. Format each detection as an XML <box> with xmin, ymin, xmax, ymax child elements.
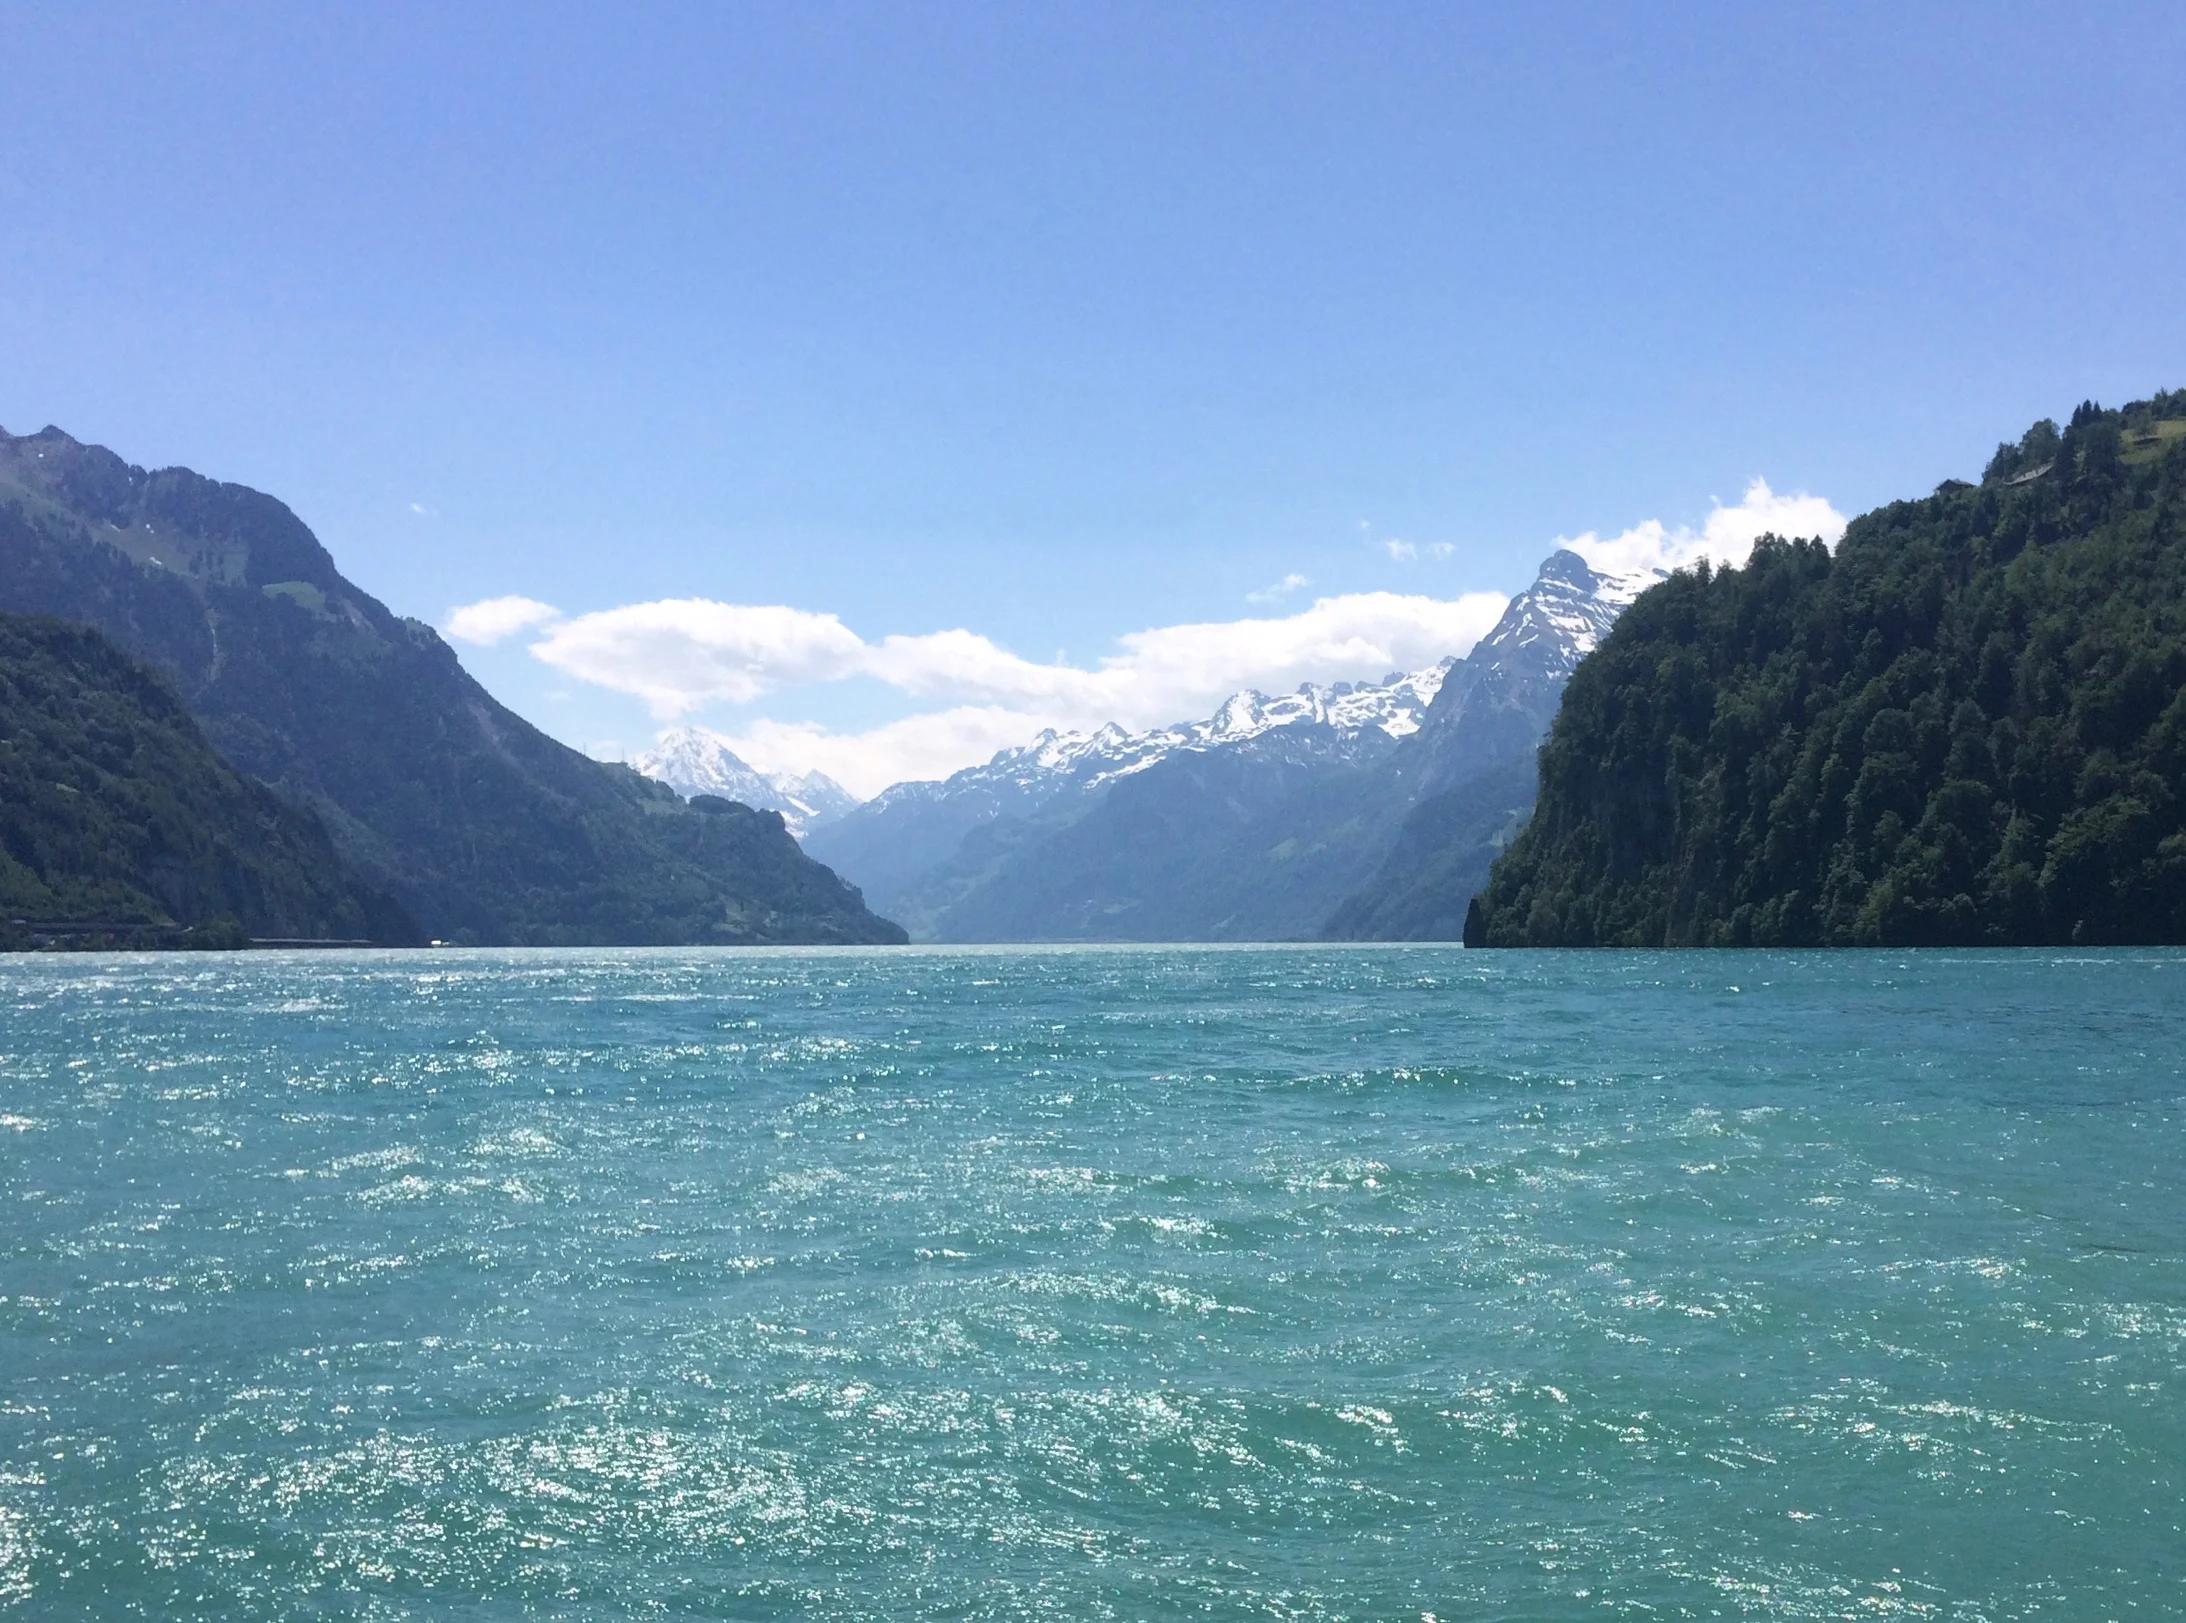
<box><xmin>1</xmin><ymin>946</ymin><xmax>2181</xmax><ymax>1619</ymax></box>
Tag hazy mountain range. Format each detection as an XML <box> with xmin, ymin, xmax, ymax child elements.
<box><xmin>13</xmin><ymin>394</ymin><xmax>2170</xmax><ymax>953</ymax></box>
<box><xmin>802</xmin><ymin>549</ymin><xmax>1653</xmax><ymax>940</ymax></box>
<box><xmin>0</xmin><ymin>425</ymin><xmax>905</xmax><ymax>946</ymax></box>
<box><xmin>4</xmin><ymin>414</ymin><xmax>1628</xmax><ymax>951</ymax></box>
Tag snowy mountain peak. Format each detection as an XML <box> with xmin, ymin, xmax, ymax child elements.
<box><xmin>631</xmin><ymin>727</ymin><xmax>859</xmax><ymax>838</ymax></box>
<box><xmin>1210</xmin><ymin>691</ymin><xmax>1263</xmax><ymax>736</ymax></box>
<box><xmin>1469</xmin><ymin>548</ymin><xmax>1657</xmax><ymax>671</ymax></box>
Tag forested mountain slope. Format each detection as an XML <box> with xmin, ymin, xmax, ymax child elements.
<box><xmin>1466</xmin><ymin>392</ymin><xmax>2186</xmax><ymax>947</ymax></box>
<box><xmin>0</xmin><ymin>426</ymin><xmax>904</xmax><ymax>945</ymax></box>
<box><xmin>1</xmin><ymin>612</ymin><xmax>413</xmax><ymax>946</ymax></box>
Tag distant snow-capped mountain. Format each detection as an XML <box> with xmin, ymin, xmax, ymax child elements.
<box><xmin>801</xmin><ymin>663</ymin><xmax>1451</xmax><ymax>918</ymax></box>
<box><xmin>805</xmin><ymin>546</ymin><xmax>1652</xmax><ymax>941</ymax></box>
<box><xmin>968</xmin><ymin>658</ymin><xmax>1453</xmax><ymax>801</ymax></box>
<box><xmin>632</xmin><ymin>728</ymin><xmax>860</xmax><ymax>838</ymax></box>
<box><xmin>804</xmin><ymin>660</ymin><xmax>1455</xmax><ymax>904</ymax></box>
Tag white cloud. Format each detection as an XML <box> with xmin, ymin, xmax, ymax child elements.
<box><xmin>1563</xmin><ymin>479</ymin><xmax>1846</xmax><ymax>581</ymax></box>
<box><xmin>1247</xmin><ymin>572</ymin><xmax>1309</xmax><ymax>604</ymax></box>
<box><xmin>530</xmin><ymin>599</ymin><xmax>864</xmax><ymax>713</ymax></box>
<box><xmin>478</xmin><ymin>478</ymin><xmax>1837</xmax><ymax>795</ymax></box>
<box><xmin>525</xmin><ymin>589</ymin><xmax>1509</xmax><ymax>739</ymax></box>
<box><xmin>862</xmin><ymin>627</ymin><xmax>1086</xmax><ymax>705</ymax></box>
<box><xmin>1095</xmin><ymin>591</ymin><xmax>1505</xmax><ymax>725</ymax></box>
<box><xmin>692</xmin><ymin>588</ymin><xmax>1507</xmax><ymax>795</ymax></box>
<box><xmin>444</xmin><ymin>595</ymin><xmax>561</xmax><ymax>645</ymax></box>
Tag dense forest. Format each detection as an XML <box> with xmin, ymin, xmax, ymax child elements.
<box><xmin>0</xmin><ymin>612</ymin><xmax>413</xmax><ymax>947</ymax></box>
<box><xmin>1466</xmin><ymin>390</ymin><xmax>2186</xmax><ymax>946</ymax></box>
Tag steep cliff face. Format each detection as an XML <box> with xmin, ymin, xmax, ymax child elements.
<box><xmin>1322</xmin><ymin>550</ymin><xmax>1652</xmax><ymax>939</ymax></box>
<box><xmin>0</xmin><ymin>426</ymin><xmax>904</xmax><ymax>945</ymax></box>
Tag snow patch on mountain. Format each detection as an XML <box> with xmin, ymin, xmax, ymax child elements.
<box><xmin>866</xmin><ymin>659</ymin><xmax>1457</xmax><ymax>813</ymax></box>
<box><xmin>1468</xmin><ymin>548</ymin><xmax>1659</xmax><ymax>670</ymax></box>
<box><xmin>805</xmin><ymin>546</ymin><xmax>1654</xmax><ymax>933</ymax></box>
<box><xmin>633</xmin><ymin>727</ymin><xmax>859</xmax><ymax>837</ymax></box>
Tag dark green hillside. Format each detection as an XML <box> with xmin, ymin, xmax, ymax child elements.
<box><xmin>0</xmin><ymin>426</ymin><xmax>904</xmax><ymax>945</ymax></box>
<box><xmin>1</xmin><ymin>612</ymin><xmax>413</xmax><ymax>946</ymax></box>
<box><xmin>1467</xmin><ymin>391</ymin><xmax>2186</xmax><ymax>947</ymax></box>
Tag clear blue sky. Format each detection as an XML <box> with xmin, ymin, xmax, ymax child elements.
<box><xmin>5</xmin><ymin>2</ymin><xmax>2182</xmax><ymax>788</ymax></box>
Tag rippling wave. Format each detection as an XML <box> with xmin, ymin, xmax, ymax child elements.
<box><xmin>2</xmin><ymin>946</ymin><xmax>2181</xmax><ymax>1618</ymax></box>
